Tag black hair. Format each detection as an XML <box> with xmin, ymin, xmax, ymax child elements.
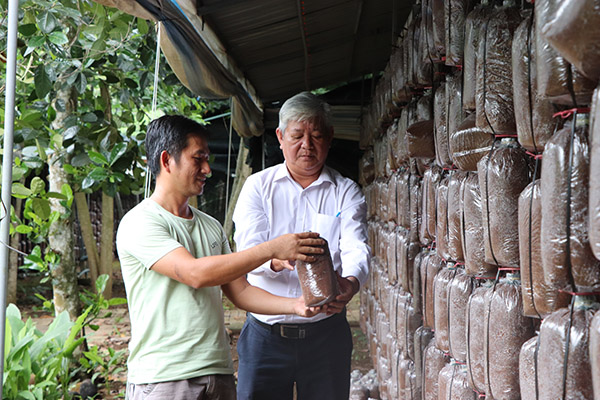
<box><xmin>145</xmin><ymin>115</ymin><xmax>209</xmax><ymax>176</ymax></box>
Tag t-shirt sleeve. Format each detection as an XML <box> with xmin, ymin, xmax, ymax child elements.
<box><xmin>116</xmin><ymin>209</ymin><xmax>183</xmax><ymax>270</ymax></box>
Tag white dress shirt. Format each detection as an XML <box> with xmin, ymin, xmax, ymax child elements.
<box><xmin>233</xmin><ymin>162</ymin><xmax>370</xmax><ymax>324</ymax></box>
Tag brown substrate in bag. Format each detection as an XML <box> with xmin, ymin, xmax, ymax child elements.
<box><xmin>466</xmin><ymin>285</ymin><xmax>492</xmax><ymax>394</ymax></box>
<box><xmin>449</xmin><ymin>365</ymin><xmax>476</xmax><ymax>399</ymax></box>
<box><xmin>398</xmin><ymin>230</ymin><xmax>417</xmax><ymax>292</ymax></box>
<box><xmin>407</xmin><ymin>120</ymin><xmax>436</xmax><ymax>159</ymax></box>
<box><xmin>519</xmin><ymin>180</ymin><xmax>553</xmax><ymax>318</ymax></box>
<box><xmin>445</xmin><ymin>0</ymin><xmax>472</xmax><ymax>67</ymax></box>
<box><xmin>535</xmin><ymin>0</ymin><xmax>596</xmax><ymax>106</ymax></box>
<box><xmin>478</xmin><ymin>140</ymin><xmax>531</xmax><ymax>268</ymax></box>
<box><xmin>398</xmin><ymin>294</ymin><xmax>422</xmax><ymax>361</ymax></box>
<box><xmin>448</xmin><ymin>270</ymin><xmax>474</xmax><ymax>363</ymax></box>
<box><xmin>423</xmin><ymin>341</ymin><xmax>449</xmax><ymax>400</ymax></box>
<box><xmin>542</xmin><ymin>0</ymin><xmax>600</xmax><ymax>84</ymax></box>
<box><xmin>421</xmin><ymin>165</ymin><xmax>443</xmax><ymax>244</ymax></box>
<box><xmin>431</xmin><ymin>0</ymin><xmax>445</xmax><ymax>62</ymax></box>
<box><xmin>395</xmin><ymin>358</ymin><xmax>414</xmax><ymax>400</ymax></box>
<box><xmin>435</xmin><ymin>83</ymin><xmax>452</xmax><ymax>167</ymax></box>
<box><xmin>463</xmin><ymin>5</ymin><xmax>491</xmax><ymax>111</ymax></box>
<box><xmin>591</xmin><ymin>312</ymin><xmax>600</xmax><ymax>399</ymax></box>
<box><xmin>519</xmin><ymin>335</ymin><xmax>539</xmax><ymax>400</ymax></box>
<box><xmin>484</xmin><ymin>279</ymin><xmax>536</xmax><ymax>400</ymax></box>
<box><xmin>388</xmin><ymin>121</ymin><xmax>401</xmax><ymax>171</ymax></box>
<box><xmin>447</xmin><ymin>171</ymin><xmax>467</xmax><ymax>262</ymax></box>
<box><xmin>422</xmin><ymin>253</ymin><xmax>443</xmax><ymax>329</ymax></box>
<box><xmin>436</xmin><ymin>176</ymin><xmax>450</xmax><ymax>261</ymax></box>
<box><xmin>590</xmin><ymin>87</ymin><xmax>600</xmax><ymax>261</ymax></box>
<box><xmin>512</xmin><ymin>13</ymin><xmax>557</xmax><ymax>154</ymax></box>
<box><xmin>541</xmin><ymin>121</ymin><xmax>600</xmax><ymax>294</ymax></box>
<box><xmin>359</xmin><ymin>148</ymin><xmax>375</xmax><ymax>187</ymax></box>
<box><xmin>296</xmin><ymin>238</ymin><xmax>339</xmax><ymax>306</ymax></box>
<box><xmin>439</xmin><ymin>364</ymin><xmax>475</xmax><ymax>400</ymax></box>
<box><xmin>434</xmin><ymin>266</ymin><xmax>456</xmax><ymax>352</ymax></box>
<box><xmin>412</xmin><ymin>251</ymin><xmax>425</xmax><ymax>314</ymax></box>
<box><xmin>397</xmin><ymin>170</ymin><xmax>411</xmax><ymax>228</ymax></box>
<box><xmin>414</xmin><ymin>326</ymin><xmax>434</xmax><ymax>393</ymax></box>
<box><xmin>450</xmin><ymin>114</ymin><xmax>494</xmax><ymax>172</ymax></box>
<box><xmin>475</xmin><ymin>7</ymin><xmax>521</xmax><ymax>136</ymax></box>
<box><xmin>446</xmin><ymin>70</ymin><xmax>465</xmax><ymax>157</ymax></box>
<box><xmin>438</xmin><ymin>363</ymin><xmax>454</xmax><ymax>400</ymax></box>
<box><xmin>414</xmin><ymin>16</ymin><xmax>433</xmax><ymax>88</ymax></box>
<box><xmin>409</xmin><ymin>174</ymin><xmax>422</xmax><ymax>245</ymax></box>
<box><xmin>538</xmin><ymin>305</ymin><xmax>596</xmax><ymax>400</ymax></box>
<box><xmin>417</xmin><ymin>91</ymin><xmax>434</xmax><ymax>121</ymax></box>
<box><xmin>396</xmin><ymin>109</ymin><xmax>411</xmax><ymax>167</ymax></box>
<box><xmin>461</xmin><ymin>173</ymin><xmax>496</xmax><ymax>277</ymax></box>
<box><xmin>387</xmin><ymin>228</ymin><xmax>398</xmax><ymax>285</ymax></box>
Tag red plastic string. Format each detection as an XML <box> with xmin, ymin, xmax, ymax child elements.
<box><xmin>552</xmin><ymin>107</ymin><xmax>591</xmax><ymax>119</ymax></box>
<box><xmin>525</xmin><ymin>151</ymin><xmax>543</xmax><ymax>159</ymax></box>
<box><xmin>494</xmin><ymin>134</ymin><xmax>519</xmax><ymax>138</ymax></box>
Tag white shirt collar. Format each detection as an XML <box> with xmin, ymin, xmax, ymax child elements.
<box><xmin>274</xmin><ymin>162</ymin><xmax>337</xmax><ymax>188</ymax></box>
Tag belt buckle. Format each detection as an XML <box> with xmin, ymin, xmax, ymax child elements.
<box><xmin>279</xmin><ymin>325</ymin><xmax>306</xmax><ymax>339</ymax></box>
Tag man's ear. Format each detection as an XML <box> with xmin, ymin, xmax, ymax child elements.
<box><xmin>160</xmin><ymin>150</ymin><xmax>171</xmax><ymax>173</ymax></box>
<box><xmin>276</xmin><ymin>128</ymin><xmax>284</xmax><ymax>149</ymax></box>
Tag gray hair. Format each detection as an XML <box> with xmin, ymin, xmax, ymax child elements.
<box><xmin>278</xmin><ymin>91</ymin><xmax>333</xmax><ymax>136</ymax></box>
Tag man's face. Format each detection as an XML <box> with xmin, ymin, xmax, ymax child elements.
<box><xmin>170</xmin><ymin>134</ymin><xmax>211</xmax><ymax>196</ymax></box>
<box><xmin>276</xmin><ymin>120</ymin><xmax>333</xmax><ymax>183</ymax></box>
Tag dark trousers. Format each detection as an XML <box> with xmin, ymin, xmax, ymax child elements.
<box><xmin>236</xmin><ymin>312</ymin><xmax>353</xmax><ymax>400</ymax></box>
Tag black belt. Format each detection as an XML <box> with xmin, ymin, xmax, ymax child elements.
<box><xmin>247</xmin><ymin>310</ymin><xmax>346</xmax><ymax>340</ymax></box>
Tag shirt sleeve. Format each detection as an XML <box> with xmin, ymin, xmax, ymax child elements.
<box><xmin>338</xmin><ymin>183</ymin><xmax>371</xmax><ymax>287</ymax></box>
<box><xmin>232</xmin><ymin>175</ymin><xmax>281</xmax><ymax>278</ymax></box>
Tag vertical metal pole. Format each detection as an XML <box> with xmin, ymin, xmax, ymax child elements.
<box><xmin>0</xmin><ymin>0</ymin><xmax>19</xmax><ymax>395</ymax></box>
<box><xmin>224</xmin><ymin>98</ymin><xmax>233</xmax><ymax>220</ymax></box>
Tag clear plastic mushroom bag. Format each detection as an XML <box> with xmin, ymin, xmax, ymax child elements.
<box><xmin>296</xmin><ymin>238</ymin><xmax>340</xmax><ymax>307</ymax></box>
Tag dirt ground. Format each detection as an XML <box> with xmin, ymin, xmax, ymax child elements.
<box><xmin>19</xmin><ymin>270</ymin><xmax>374</xmax><ymax>399</ymax></box>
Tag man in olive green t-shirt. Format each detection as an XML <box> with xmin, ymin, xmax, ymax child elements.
<box><xmin>116</xmin><ymin>115</ymin><xmax>324</xmax><ymax>400</ymax></box>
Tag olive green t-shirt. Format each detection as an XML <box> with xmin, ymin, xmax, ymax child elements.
<box><xmin>116</xmin><ymin>199</ymin><xmax>233</xmax><ymax>384</ymax></box>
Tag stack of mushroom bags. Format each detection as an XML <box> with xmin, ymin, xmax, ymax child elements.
<box><xmin>358</xmin><ymin>0</ymin><xmax>600</xmax><ymax>399</ymax></box>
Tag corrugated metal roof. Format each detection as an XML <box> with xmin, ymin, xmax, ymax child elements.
<box><xmin>100</xmin><ymin>0</ymin><xmax>415</xmax><ymax>139</ymax></box>
<box><xmin>198</xmin><ymin>0</ymin><xmax>415</xmax><ymax>103</ymax></box>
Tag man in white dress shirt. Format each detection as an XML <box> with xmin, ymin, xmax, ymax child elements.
<box><xmin>233</xmin><ymin>92</ymin><xmax>370</xmax><ymax>400</ymax></box>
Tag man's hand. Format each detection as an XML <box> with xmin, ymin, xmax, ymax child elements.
<box><xmin>293</xmin><ymin>296</ymin><xmax>324</xmax><ymax>317</ymax></box>
<box><xmin>324</xmin><ymin>273</ymin><xmax>360</xmax><ymax>315</ymax></box>
<box><xmin>271</xmin><ymin>258</ymin><xmax>295</xmax><ymax>272</ymax></box>
<box><xmin>267</xmin><ymin>232</ymin><xmax>324</xmax><ymax>262</ymax></box>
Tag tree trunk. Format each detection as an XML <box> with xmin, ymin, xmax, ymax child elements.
<box><xmin>74</xmin><ymin>192</ymin><xmax>99</xmax><ymax>287</ymax></box>
<box><xmin>7</xmin><ymin>197</ymin><xmax>23</xmax><ymax>305</ymax></box>
<box><xmin>223</xmin><ymin>142</ymin><xmax>252</xmax><ymax>250</ymax></box>
<box><xmin>49</xmin><ymin>87</ymin><xmax>80</xmax><ymax>320</ymax></box>
<box><xmin>99</xmin><ymin>192</ymin><xmax>114</xmax><ymax>299</ymax></box>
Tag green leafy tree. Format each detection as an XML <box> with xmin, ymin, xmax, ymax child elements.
<box><xmin>1</xmin><ymin>0</ymin><xmax>217</xmax><ymax>309</ymax></box>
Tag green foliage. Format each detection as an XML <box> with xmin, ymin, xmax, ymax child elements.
<box><xmin>2</xmin><ymin>274</ymin><xmax>127</xmax><ymax>399</ymax></box>
<box><xmin>2</xmin><ymin>0</ymin><xmax>219</xmax><ymax>201</ymax></box>
<box><xmin>3</xmin><ymin>304</ymin><xmax>85</xmax><ymax>399</ymax></box>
